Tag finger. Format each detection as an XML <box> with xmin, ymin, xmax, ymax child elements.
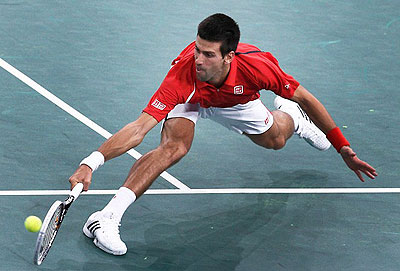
<box><xmin>355</xmin><ymin>161</ymin><xmax>378</xmax><ymax>178</ymax></box>
<box><xmin>354</xmin><ymin>170</ymin><xmax>365</xmax><ymax>182</ymax></box>
<box><xmin>69</xmin><ymin>175</ymin><xmax>76</xmax><ymax>188</ymax></box>
<box><xmin>363</xmin><ymin>169</ymin><xmax>377</xmax><ymax>179</ymax></box>
<box><xmin>369</xmin><ymin>168</ymin><xmax>378</xmax><ymax>177</ymax></box>
<box><xmin>363</xmin><ymin>163</ymin><xmax>377</xmax><ymax>173</ymax></box>
<box><xmin>69</xmin><ymin>179</ymin><xmax>78</xmax><ymax>191</ymax></box>
<box><xmin>83</xmin><ymin>180</ymin><xmax>91</xmax><ymax>192</ymax></box>
<box><xmin>360</xmin><ymin>163</ymin><xmax>378</xmax><ymax>179</ymax></box>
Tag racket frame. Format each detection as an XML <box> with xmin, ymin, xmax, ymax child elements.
<box><xmin>33</xmin><ymin>183</ymin><xmax>83</xmax><ymax>265</ymax></box>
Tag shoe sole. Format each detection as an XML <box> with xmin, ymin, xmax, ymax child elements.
<box><xmin>304</xmin><ymin>137</ymin><xmax>331</xmax><ymax>151</ymax></box>
<box><xmin>93</xmin><ymin>238</ymin><xmax>126</xmax><ymax>256</ymax></box>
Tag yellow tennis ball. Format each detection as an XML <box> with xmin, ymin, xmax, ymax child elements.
<box><xmin>24</xmin><ymin>216</ymin><xmax>42</xmax><ymax>232</ymax></box>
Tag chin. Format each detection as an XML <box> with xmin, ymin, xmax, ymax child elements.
<box><xmin>196</xmin><ymin>74</ymin><xmax>208</xmax><ymax>82</ymax></box>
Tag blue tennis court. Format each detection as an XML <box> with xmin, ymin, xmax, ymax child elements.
<box><xmin>1</xmin><ymin>1</ymin><xmax>399</xmax><ymax>270</ymax></box>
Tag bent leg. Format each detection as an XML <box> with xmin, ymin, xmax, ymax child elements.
<box><xmin>122</xmin><ymin>117</ymin><xmax>195</xmax><ymax>197</ymax></box>
<box><xmin>245</xmin><ymin>110</ymin><xmax>294</xmax><ymax>150</ymax></box>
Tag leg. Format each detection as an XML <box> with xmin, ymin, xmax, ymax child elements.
<box><xmin>123</xmin><ymin>117</ymin><xmax>195</xmax><ymax>197</ymax></box>
<box><xmin>273</xmin><ymin>96</ymin><xmax>331</xmax><ymax>151</ymax></box>
<box><xmin>245</xmin><ymin>110</ymin><xmax>294</xmax><ymax>150</ymax></box>
<box><xmin>206</xmin><ymin>99</ymin><xmax>295</xmax><ymax>151</ymax></box>
<box><xmin>214</xmin><ymin>97</ymin><xmax>330</xmax><ymax>151</ymax></box>
<box><xmin>83</xmin><ymin>117</ymin><xmax>195</xmax><ymax>256</ymax></box>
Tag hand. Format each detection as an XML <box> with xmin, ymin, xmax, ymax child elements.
<box><xmin>69</xmin><ymin>165</ymin><xmax>93</xmax><ymax>191</ymax></box>
<box><xmin>340</xmin><ymin>146</ymin><xmax>378</xmax><ymax>182</ymax></box>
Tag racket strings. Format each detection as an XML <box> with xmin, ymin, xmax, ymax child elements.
<box><xmin>38</xmin><ymin>205</ymin><xmax>63</xmax><ymax>259</ymax></box>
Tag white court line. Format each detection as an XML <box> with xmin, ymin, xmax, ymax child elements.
<box><xmin>1</xmin><ymin>188</ymin><xmax>400</xmax><ymax>196</ymax></box>
<box><xmin>0</xmin><ymin>58</ymin><xmax>190</xmax><ymax>191</ymax></box>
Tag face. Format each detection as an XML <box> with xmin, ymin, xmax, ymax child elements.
<box><xmin>194</xmin><ymin>36</ymin><xmax>233</xmax><ymax>85</ymax></box>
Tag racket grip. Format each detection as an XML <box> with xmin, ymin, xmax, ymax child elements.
<box><xmin>70</xmin><ymin>183</ymin><xmax>84</xmax><ymax>200</ymax></box>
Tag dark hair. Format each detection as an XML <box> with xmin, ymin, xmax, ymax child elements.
<box><xmin>197</xmin><ymin>13</ymin><xmax>240</xmax><ymax>57</ymax></box>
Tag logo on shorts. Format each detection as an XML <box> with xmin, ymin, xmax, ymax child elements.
<box><xmin>151</xmin><ymin>99</ymin><xmax>166</xmax><ymax>110</ymax></box>
<box><xmin>234</xmin><ymin>85</ymin><xmax>244</xmax><ymax>95</ymax></box>
<box><xmin>265</xmin><ymin>115</ymin><xmax>270</xmax><ymax>125</ymax></box>
<box><xmin>284</xmin><ymin>83</ymin><xmax>290</xmax><ymax>89</ymax></box>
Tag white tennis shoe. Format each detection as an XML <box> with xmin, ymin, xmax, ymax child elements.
<box><xmin>274</xmin><ymin>96</ymin><xmax>331</xmax><ymax>151</ymax></box>
<box><xmin>83</xmin><ymin>211</ymin><xmax>127</xmax><ymax>255</ymax></box>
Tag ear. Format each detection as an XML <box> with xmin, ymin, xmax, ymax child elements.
<box><xmin>224</xmin><ymin>51</ymin><xmax>235</xmax><ymax>64</ymax></box>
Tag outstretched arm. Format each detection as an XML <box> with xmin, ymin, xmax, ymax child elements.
<box><xmin>98</xmin><ymin>112</ymin><xmax>158</xmax><ymax>161</ymax></box>
<box><xmin>291</xmin><ymin>85</ymin><xmax>378</xmax><ymax>182</ymax></box>
<box><xmin>69</xmin><ymin>112</ymin><xmax>158</xmax><ymax>190</ymax></box>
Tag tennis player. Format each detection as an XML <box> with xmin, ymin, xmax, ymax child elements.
<box><xmin>69</xmin><ymin>13</ymin><xmax>377</xmax><ymax>255</ymax></box>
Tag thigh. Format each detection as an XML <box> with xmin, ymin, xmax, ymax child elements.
<box><xmin>245</xmin><ymin>110</ymin><xmax>293</xmax><ymax>150</ymax></box>
<box><xmin>161</xmin><ymin>117</ymin><xmax>195</xmax><ymax>151</ymax></box>
<box><xmin>244</xmin><ymin>120</ymin><xmax>282</xmax><ymax>149</ymax></box>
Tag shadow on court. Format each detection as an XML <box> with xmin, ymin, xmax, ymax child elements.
<box><xmin>61</xmin><ymin>170</ymin><xmax>328</xmax><ymax>271</ymax></box>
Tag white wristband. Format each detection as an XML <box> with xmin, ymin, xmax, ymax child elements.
<box><xmin>79</xmin><ymin>151</ymin><xmax>105</xmax><ymax>172</ymax></box>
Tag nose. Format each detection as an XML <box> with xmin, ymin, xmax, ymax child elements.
<box><xmin>195</xmin><ymin>53</ymin><xmax>204</xmax><ymax>65</ymax></box>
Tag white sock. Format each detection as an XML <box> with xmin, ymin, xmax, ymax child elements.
<box><xmin>102</xmin><ymin>187</ymin><xmax>136</xmax><ymax>221</ymax></box>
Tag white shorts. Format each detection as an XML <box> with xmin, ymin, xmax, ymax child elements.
<box><xmin>166</xmin><ymin>99</ymin><xmax>274</xmax><ymax>135</ymax></box>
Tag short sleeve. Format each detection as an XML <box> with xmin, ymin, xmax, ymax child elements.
<box><xmin>255</xmin><ymin>52</ymin><xmax>299</xmax><ymax>98</ymax></box>
<box><xmin>143</xmin><ymin>70</ymin><xmax>181</xmax><ymax>122</ymax></box>
<box><xmin>143</xmin><ymin>54</ymin><xmax>195</xmax><ymax>122</ymax></box>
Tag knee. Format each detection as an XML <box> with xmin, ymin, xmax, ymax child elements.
<box><xmin>159</xmin><ymin>140</ymin><xmax>190</xmax><ymax>163</ymax></box>
<box><xmin>259</xmin><ymin>136</ymin><xmax>286</xmax><ymax>150</ymax></box>
<box><xmin>270</xmin><ymin>138</ymin><xmax>286</xmax><ymax>150</ymax></box>
<box><xmin>249</xmin><ymin>133</ymin><xmax>287</xmax><ymax>150</ymax></box>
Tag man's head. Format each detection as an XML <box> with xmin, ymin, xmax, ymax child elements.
<box><xmin>195</xmin><ymin>14</ymin><xmax>240</xmax><ymax>86</ymax></box>
<box><xmin>197</xmin><ymin>13</ymin><xmax>240</xmax><ymax>57</ymax></box>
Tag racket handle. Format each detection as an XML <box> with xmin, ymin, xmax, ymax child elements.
<box><xmin>70</xmin><ymin>183</ymin><xmax>84</xmax><ymax>200</ymax></box>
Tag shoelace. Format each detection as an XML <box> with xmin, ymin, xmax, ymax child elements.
<box><xmin>296</xmin><ymin>105</ymin><xmax>313</xmax><ymax>124</ymax></box>
<box><xmin>295</xmin><ymin>106</ymin><xmax>320</xmax><ymax>139</ymax></box>
<box><xmin>101</xmin><ymin>214</ymin><xmax>122</xmax><ymax>235</ymax></box>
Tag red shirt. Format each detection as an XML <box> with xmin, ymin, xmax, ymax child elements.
<box><xmin>143</xmin><ymin>41</ymin><xmax>299</xmax><ymax>122</ymax></box>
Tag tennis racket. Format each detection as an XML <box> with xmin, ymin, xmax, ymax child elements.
<box><xmin>33</xmin><ymin>183</ymin><xmax>84</xmax><ymax>265</ymax></box>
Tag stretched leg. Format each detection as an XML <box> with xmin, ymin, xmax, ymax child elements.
<box><xmin>123</xmin><ymin>117</ymin><xmax>195</xmax><ymax>197</ymax></box>
<box><xmin>245</xmin><ymin>110</ymin><xmax>294</xmax><ymax>150</ymax></box>
<box><xmin>83</xmin><ymin>117</ymin><xmax>195</xmax><ymax>255</ymax></box>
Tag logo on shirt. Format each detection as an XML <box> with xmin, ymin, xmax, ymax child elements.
<box><xmin>151</xmin><ymin>99</ymin><xmax>166</xmax><ymax>110</ymax></box>
<box><xmin>285</xmin><ymin>83</ymin><xmax>290</xmax><ymax>90</ymax></box>
<box><xmin>234</xmin><ymin>85</ymin><xmax>244</xmax><ymax>95</ymax></box>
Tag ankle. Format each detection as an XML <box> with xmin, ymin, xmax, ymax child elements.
<box><xmin>102</xmin><ymin>187</ymin><xmax>136</xmax><ymax>222</ymax></box>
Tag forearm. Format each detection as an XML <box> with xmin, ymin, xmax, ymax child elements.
<box><xmin>98</xmin><ymin>113</ymin><xmax>158</xmax><ymax>162</ymax></box>
<box><xmin>295</xmin><ymin>92</ymin><xmax>336</xmax><ymax>134</ymax></box>
<box><xmin>291</xmin><ymin>85</ymin><xmax>335</xmax><ymax>133</ymax></box>
<box><xmin>79</xmin><ymin>123</ymin><xmax>147</xmax><ymax>171</ymax></box>
<box><xmin>71</xmin><ymin>112</ymin><xmax>158</xmax><ymax>190</ymax></box>
<box><xmin>98</xmin><ymin>122</ymin><xmax>145</xmax><ymax>161</ymax></box>
<box><xmin>292</xmin><ymin>85</ymin><xmax>349</xmax><ymax>152</ymax></box>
